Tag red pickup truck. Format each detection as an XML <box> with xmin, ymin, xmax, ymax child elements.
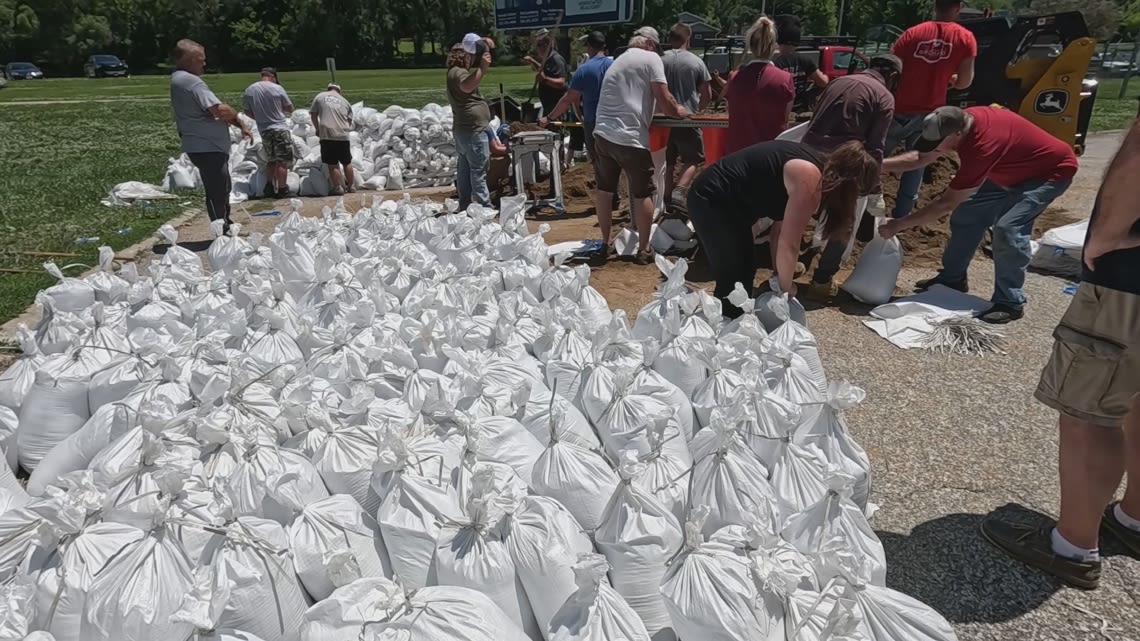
<box><xmin>796</xmin><ymin>37</ymin><xmax>871</xmax><ymax>80</ymax></box>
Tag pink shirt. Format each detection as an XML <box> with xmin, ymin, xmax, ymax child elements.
<box><xmin>725</xmin><ymin>61</ymin><xmax>794</xmax><ymax>154</ymax></box>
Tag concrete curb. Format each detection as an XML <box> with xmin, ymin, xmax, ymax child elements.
<box><xmin>0</xmin><ymin>207</ymin><xmax>203</xmax><ymax>344</ymax></box>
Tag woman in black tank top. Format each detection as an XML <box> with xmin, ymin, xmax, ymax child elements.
<box><xmin>687</xmin><ymin>139</ymin><xmax>878</xmax><ymax>317</ymax></box>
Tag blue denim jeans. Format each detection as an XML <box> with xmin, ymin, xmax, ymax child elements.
<box><xmin>453</xmin><ymin>127</ymin><xmax>490</xmax><ymax>211</ymax></box>
<box><xmin>939</xmin><ymin>177</ymin><xmax>1072</xmax><ymax>308</ymax></box>
<box><xmin>884</xmin><ymin>114</ymin><xmax>927</xmax><ymax>219</ymax></box>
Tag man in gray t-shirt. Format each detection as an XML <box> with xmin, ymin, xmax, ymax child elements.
<box><xmin>662</xmin><ymin>22</ymin><xmax>712</xmax><ymax>202</ymax></box>
<box><xmin>243</xmin><ymin>67</ymin><xmax>295</xmax><ymax>198</ymax></box>
<box><xmin>311</xmin><ymin>83</ymin><xmax>356</xmax><ymax>194</ymax></box>
<box><xmin>169</xmin><ymin>39</ymin><xmax>250</xmax><ymax>230</ymax></box>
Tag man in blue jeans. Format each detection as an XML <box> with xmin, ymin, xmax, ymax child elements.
<box><xmin>880</xmin><ymin>105</ymin><xmax>1077</xmax><ymax>323</ymax></box>
<box><xmin>886</xmin><ymin>0</ymin><xmax>977</xmax><ymax>219</ymax></box>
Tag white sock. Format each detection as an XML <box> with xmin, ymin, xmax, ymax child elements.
<box><xmin>1114</xmin><ymin>504</ymin><xmax>1140</xmax><ymax>533</ymax></box>
<box><xmin>1051</xmin><ymin>528</ymin><xmax>1100</xmax><ymax>562</ymax></box>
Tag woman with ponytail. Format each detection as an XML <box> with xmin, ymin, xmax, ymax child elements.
<box><xmin>686</xmin><ymin>140</ymin><xmax>878</xmax><ymax>317</ymax></box>
<box><xmin>724</xmin><ymin>16</ymin><xmax>795</xmax><ymax>153</ymax></box>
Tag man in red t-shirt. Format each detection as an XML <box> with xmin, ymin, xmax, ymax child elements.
<box><xmin>880</xmin><ymin>105</ymin><xmax>1077</xmax><ymax>323</ymax></box>
<box><xmin>884</xmin><ymin>0</ymin><xmax>977</xmax><ymax>219</ymax></box>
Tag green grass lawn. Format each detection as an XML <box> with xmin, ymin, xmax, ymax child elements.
<box><xmin>0</xmin><ymin>67</ymin><xmax>1136</xmax><ymax>325</ymax></box>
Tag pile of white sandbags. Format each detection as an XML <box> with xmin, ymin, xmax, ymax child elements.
<box><xmin>0</xmin><ymin>194</ymin><xmax>957</xmax><ymax>641</ymax></box>
<box><xmin>161</xmin><ymin>102</ymin><xmax>460</xmax><ymax>202</ymax></box>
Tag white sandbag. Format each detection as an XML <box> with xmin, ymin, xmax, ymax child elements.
<box><xmin>31</xmin><ymin>521</ymin><xmax>147</xmax><ymax>641</ymax></box>
<box><xmin>548</xmin><ymin>553</ymin><xmax>650</xmax><ymax>641</ymax></box>
<box><xmin>225</xmin><ymin>444</ymin><xmax>330</xmax><ymax>525</ymax></box>
<box><xmin>796</xmin><ymin>382</ymin><xmax>872</xmax><ymax>511</ymax></box>
<box><xmin>0</xmin><ymin>325</ymin><xmax>42</xmax><ymax>412</ymax></box>
<box><xmin>289</xmin><ymin>494</ymin><xmax>392</xmax><ymax>600</ymax></box>
<box><xmin>39</xmin><ymin>263</ymin><xmax>95</xmax><ymax>314</ymax></box>
<box><xmin>520</xmin><ymin>388</ymin><xmax>599</xmax><ymax>450</ymax></box>
<box><xmin>781</xmin><ymin>472</ymin><xmax>887</xmax><ymax>587</ymax></box>
<box><xmin>84</xmin><ymin>525</ymin><xmax>195</xmax><ymax>641</ymax></box>
<box><xmin>0</xmin><ymin>407</ymin><xmax>17</xmax><ymax>474</ymax></box>
<box><xmin>373</xmin><ymin>436</ymin><xmax>463</xmax><ymax>590</ymax></box>
<box><xmin>18</xmin><ymin>350</ymin><xmax>114</xmax><ymax>472</ymax></box>
<box><xmin>433</xmin><ymin>467</ymin><xmax>540</xmax><ymax>638</ymax></box>
<box><xmin>300</xmin><ymin>168</ymin><xmax>331</xmax><ymax>197</ymax></box>
<box><xmin>0</xmin><ymin>577</ymin><xmax>37</xmax><ymax>641</ymax></box>
<box><xmin>660</xmin><ymin>509</ymin><xmax>775</xmax><ymax>641</ymax></box>
<box><xmin>531</xmin><ymin>438</ymin><xmax>618</xmax><ymax>532</ymax></box>
<box><xmin>840</xmin><ymin>220</ymin><xmax>902</xmax><ymax>305</ymax></box>
<box><xmin>301</xmin><ymin>577</ymin><xmax>532</xmax><ymax>641</ymax></box>
<box><xmin>185</xmin><ymin>518</ymin><xmax>308</xmax><ymax>641</ymax></box>
<box><xmin>506</xmin><ymin>496</ymin><xmax>596</xmax><ymax>641</ymax></box>
<box><xmin>85</xmin><ymin>247</ymin><xmax>130</xmax><ymax>304</ymax></box>
<box><xmin>594</xmin><ymin>452</ymin><xmax>682</xmax><ymax>641</ymax></box>
<box><xmin>689</xmin><ymin>407</ymin><xmax>780</xmax><ymax>537</ymax></box>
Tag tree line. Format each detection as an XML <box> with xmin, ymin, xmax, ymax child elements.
<box><xmin>0</xmin><ymin>0</ymin><xmax>1131</xmax><ymax>74</ymax></box>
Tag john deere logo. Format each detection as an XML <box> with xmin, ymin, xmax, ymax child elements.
<box><xmin>1034</xmin><ymin>90</ymin><xmax>1068</xmax><ymax>115</ymax></box>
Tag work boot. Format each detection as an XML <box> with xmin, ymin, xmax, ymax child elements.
<box><xmin>1102</xmin><ymin>503</ymin><xmax>1140</xmax><ymax>558</ymax></box>
<box><xmin>587</xmin><ymin>244</ymin><xmax>610</xmax><ymax>267</ymax></box>
<box><xmin>262</xmin><ymin>182</ymin><xmax>277</xmax><ymax>199</ymax></box>
<box><xmin>632</xmin><ymin>249</ymin><xmax>655</xmax><ymax>266</ymax></box>
<box><xmin>915</xmin><ymin>275</ymin><xmax>969</xmax><ymax>293</ymax></box>
<box><xmin>980</xmin><ymin>517</ymin><xmax>1101</xmax><ymax>590</ymax></box>
<box><xmin>802</xmin><ymin>279</ymin><xmax>838</xmax><ymax>302</ymax></box>
<box><xmin>977</xmin><ymin>303</ymin><xmax>1024</xmax><ymax>324</ymax></box>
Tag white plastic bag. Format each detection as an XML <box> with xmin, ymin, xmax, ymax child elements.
<box><xmin>289</xmin><ymin>494</ymin><xmax>392</xmax><ymax>600</ymax></box>
<box><xmin>593</xmin><ymin>452</ymin><xmax>682</xmax><ymax>641</ymax></box>
<box><xmin>841</xmin><ymin>220</ymin><xmax>902</xmax><ymax>305</ymax></box>
<box><xmin>0</xmin><ymin>325</ymin><xmax>42</xmax><ymax>412</ymax></box>
<box><xmin>548</xmin><ymin>554</ymin><xmax>650</xmax><ymax>641</ymax></box>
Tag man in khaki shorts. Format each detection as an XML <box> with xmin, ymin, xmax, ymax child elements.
<box><xmin>981</xmin><ymin>120</ymin><xmax>1140</xmax><ymax>590</ymax></box>
<box><xmin>591</xmin><ymin>27</ymin><xmax>686</xmax><ymax>265</ymax></box>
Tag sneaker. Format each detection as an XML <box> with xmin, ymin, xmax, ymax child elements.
<box><xmin>915</xmin><ymin>275</ymin><xmax>969</xmax><ymax>293</ymax></box>
<box><xmin>276</xmin><ymin>188</ymin><xmax>291</xmax><ymax>199</ymax></box>
<box><xmin>980</xmin><ymin>517</ymin><xmax>1101</xmax><ymax>590</ymax></box>
<box><xmin>346</xmin><ymin>185</ymin><xmax>357</xmax><ymax>194</ymax></box>
<box><xmin>331</xmin><ymin>186</ymin><xmax>346</xmax><ymax>196</ymax></box>
<box><xmin>586</xmin><ymin>244</ymin><xmax>610</xmax><ymax>267</ymax></box>
<box><xmin>262</xmin><ymin>182</ymin><xmax>277</xmax><ymax>199</ymax></box>
<box><xmin>632</xmin><ymin>249</ymin><xmax>654</xmax><ymax>266</ymax></box>
<box><xmin>803</xmin><ymin>279</ymin><xmax>838</xmax><ymax>302</ymax></box>
<box><xmin>1101</xmin><ymin>503</ymin><xmax>1140</xmax><ymax>558</ymax></box>
<box><xmin>978</xmin><ymin>303</ymin><xmax>1024</xmax><ymax>324</ymax></box>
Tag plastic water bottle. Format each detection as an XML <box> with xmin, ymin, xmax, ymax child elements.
<box><xmin>114</xmin><ymin>226</ymin><xmax>132</xmax><ymax>236</ymax></box>
<box><xmin>74</xmin><ymin>236</ymin><xmax>101</xmax><ymax>245</ymax></box>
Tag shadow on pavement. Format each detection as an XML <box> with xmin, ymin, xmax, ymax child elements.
<box><xmin>877</xmin><ymin>504</ymin><xmax>1061</xmax><ymax>624</ymax></box>
<box><xmin>152</xmin><ymin>240</ymin><xmax>213</xmax><ymax>254</ymax></box>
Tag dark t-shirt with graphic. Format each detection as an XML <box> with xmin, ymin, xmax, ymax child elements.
<box><xmin>773</xmin><ymin>52</ymin><xmax>819</xmax><ymax>112</ymax></box>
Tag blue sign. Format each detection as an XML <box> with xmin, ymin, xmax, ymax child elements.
<box><xmin>494</xmin><ymin>0</ymin><xmax>639</xmax><ymax>30</ymax></box>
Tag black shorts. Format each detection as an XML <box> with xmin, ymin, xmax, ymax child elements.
<box><xmin>320</xmin><ymin>139</ymin><xmax>352</xmax><ymax>165</ymax></box>
<box><xmin>667</xmin><ymin>127</ymin><xmax>704</xmax><ymax>165</ymax></box>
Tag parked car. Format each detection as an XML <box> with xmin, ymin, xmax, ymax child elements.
<box><xmin>4</xmin><ymin>62</ymin><xmax>43</xmax><ymax>80</ymax></box>
<box><xmin>84</xmin><ymin>54</ymin><xmax>130</xmax><ymax>78</ymax></box>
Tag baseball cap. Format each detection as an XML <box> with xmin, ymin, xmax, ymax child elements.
<box><xmin>869</xmin><ymin>53</ymin><xmax>903</xmax><ymax>74</ymax></box>
<box><xmin>634</xmin><ymin>26</ymin><xmax>660</xmax><ymax>45</ymax></box>
<box><xmin>462</xmin><ymin>33</ymin><xmax>482</xmax><ymax>54</ymax></box>
<box><xmin>327</xmin><ymin>82</ymin><xmax>341</xmax><ymax>91</ymax></box>
<box><xmin>581</xmin><ymin>31</ymin><xmax>606</xmax><ymax>48</ymax></box>
<box><xmin>260</xmin><ymin>66</ymin><xmax>278</xmax><ymax>79</ymax></box>
<box><xmin>914</xmin><ymin>106</ymin><xmax>969</xmax><ymax>153</ymax></box>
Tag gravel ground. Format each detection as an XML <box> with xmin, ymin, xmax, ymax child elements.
<box><xmin>813</xmin><ymin>261</ymin><xmax>1140</xmax><ymax>641</ymax></box>
<box><xmin>812</xmin><ymin>131</ymin><xmax>1140</xmax><ymax>641</ymax></box>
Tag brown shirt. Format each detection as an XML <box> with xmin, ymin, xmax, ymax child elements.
<box><xmin>802</xmin><ymin>71</ymin><xmax>894</xmax><ymax>164</ymax></box>
<box><xmin>447</xmin><ymin>66</ymin><xmax>491</xmax><ymax>132</ymax></box>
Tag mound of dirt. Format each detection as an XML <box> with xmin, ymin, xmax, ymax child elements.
<box><xmin>508</xmin><ymin>121</ymin><xmax>546</xmax><ymax>135</ymax></box>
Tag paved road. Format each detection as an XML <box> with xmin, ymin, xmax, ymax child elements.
<box><xmin>808</xmin><ymin>131</ymin><xmax>1139</xmax><ymax>641</ymax></box>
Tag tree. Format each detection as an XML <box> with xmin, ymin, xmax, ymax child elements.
<box><xmin>1032</xmin><ymin>0</ymin><xmax>1120</xmax><ymax>40</ymax></box>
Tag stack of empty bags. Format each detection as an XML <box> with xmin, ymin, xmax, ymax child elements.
<box><xmin>0</xmin><ymin>194</ymin><xmax>957</xmax><ymax>641</ymax></box>
<box><xmin>160</xmin><ymin>102</ymin><xmax>459</xmax><ymax>204</ymax></box>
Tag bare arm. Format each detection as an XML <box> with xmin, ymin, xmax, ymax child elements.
<box><xmin>1085</xmin><ymin>118</ymin><xmax>1140</xmax><ymax>267</ymax></box>
<box><xmin>283</xmin><ymin>102</ymin><xmax>295</xmax><ymax>114</ymax></box>
<box><xmin>777</xmin><ymin>160</ymin><xmax>823</xmax><ymax>295</ymax></box>
<box><xmin>209</xmin><ymin>103</ymin><xmax>252</xmax><ymax>140</ymax></box>
<box><xmin>769</xmin><ymin>220</ymin><xmax>783</xmax><ymax>273</ymax></box>
<box><xmin>809</xmin><ymin>69</ymin><xmax>829</xmax><ymax>88</ymax></box>
<box><xmin>541</xmin><ymin>89</ymin><xmax>582</xmax><ymax>123</ymax></box>
<box><xmin>952</xmin><ymin>57</ymin><xmax>975</xmax><ymax>89</ymax></box>
<box><xmin>881</xmin><ymin>187</ymin><xmax>973</xmax><ymax>236</ymax></box>
<box><xmin>652</xmin><ymin>82</ymin><xmax>686</xmax><ymax>118</ymax></box>
<box><xmin>883</xmin><ymin>149</ymin><xmax>942</xmax><ymax>173</ymax></box>
<box><xmin>698</xmin><ymin>81</ymin><xmax>712</xmax><ymax>112</ymax></box>
<box><xmin>540</xmin><ymin>73</ymin><xmax>567</xmax><ymax>90</ymax></box>
<box><xmin>243</xmin><ymin>108</ymin><xmax>255</xmax><ymax>119</ymax></box>
<box><xmin>459</xmin><ymin>66</ymin><xmax>486</xmax><ymax>94</ymax></box>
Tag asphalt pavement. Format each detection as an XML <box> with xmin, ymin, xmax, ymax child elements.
<box><xmin>807</xmin><ymin>131</ymin><xmax>1140</xmax><ymax>641</ymax></box>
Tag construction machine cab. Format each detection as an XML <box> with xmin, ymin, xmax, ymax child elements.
<box><xmin>949</xmin><ymin>12</ymin><xmax>1097</xmax><ymax>154</ymax></box>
